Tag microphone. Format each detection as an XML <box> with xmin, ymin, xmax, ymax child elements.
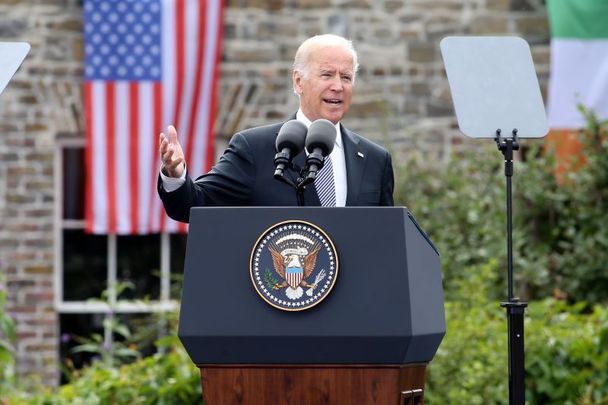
<box><xmin>274</xmin><ymin>119</ymin><xmax>307</xmax><ymax>179</ymax></box>
<box><xmin>304</xmin><ymin>118</ymin><xmax>336</xmax><ymax>180</ymax></box>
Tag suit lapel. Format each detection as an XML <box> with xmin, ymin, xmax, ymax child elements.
<box><xmin>341</xmin><ymin>125</ymin><xmax>367</xmax><ymax>205</ymax></box>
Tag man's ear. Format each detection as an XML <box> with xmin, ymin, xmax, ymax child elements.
<box><xmin>293</xmin><ymin>70</ymin><xmax>303</xmax><ymax>95</ymax></box>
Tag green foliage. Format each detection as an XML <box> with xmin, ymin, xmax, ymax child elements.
<box><xmin>395</xmin><ymin>113</ymin><xmax>608</xmax><ymax>304</ymax></box>
<box><xmin>425</xmin><ymin>261</ymin><xmax>509</xmax><ymax>404</ymax></box>
<box><xmin>524</xmin><ymin>110</ymin><xmax>608</xmax><ymax>304</ymax></box>
<box><xmin>48</xmin><ymin>335</ymin><xmax>201</xmax><ymax>405</ymax></box>
<box><xmin>69</xmin><ymin>315</ymin><xmax>141</xmax><ymax>369</ymax></box>
<box><xmin>0</xmin><ymin>281</ymin><xmax>200</xmax><ymax>404</ymax></box>
<box><xmin>425</xmin><ymin>262</ymin><xmax>608</xmax><ymax>405</ymax></box>
<box><xmin>4</xmin><ymin>335</ymin><xmax>201</xmax><ymax>405</ymax></box>
<box><xmin>394</xmin><ymin>145</ymin><xmax>506</xmax><ymax>301</ymax></box>
<box><xmin>526</xmin><ymin>300</ymin><xmax>608</xmax><ymax>404</ymax></box>
<box><xmin>0</xmin><ymin>276</ymin><xmax>18</xmax><ymax>397</ymax></box>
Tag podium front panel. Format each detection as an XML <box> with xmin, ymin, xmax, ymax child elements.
<box><xmin>179</xmin><ymin>207</ymin><xmax>445</xmax><ymax>365</ymax></box>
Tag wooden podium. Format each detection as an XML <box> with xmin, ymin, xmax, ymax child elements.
<box><xmin>200</xmin><ymin>365</ymin><xmax>426</xmax><ymax>404</ymax></box>
<box><xmin>180</xmin><ymin>207</ymin><xmax>445</xmax><ymax>405</ymax></box>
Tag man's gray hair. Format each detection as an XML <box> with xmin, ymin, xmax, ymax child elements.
<box><xmin>292</xmin><ymin>34</ymin><xmax>360</xmax><ymax>85</ymax></box>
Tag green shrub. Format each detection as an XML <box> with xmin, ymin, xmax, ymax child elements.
<box><xmin>425</xmin><ymin>262</ymin><xmax>608</xmax><ymax>404</ymax></box>
<box><xmin>395</xmin><ymin>112</ymin><xmax>608</xmax><ymax>304</ymax></box>
<box><xmin>5</xmin><ymin>336</ymin><xmax>201</xmax><ymax>405</ymax></box>
<box><xmin>526</xmin><ymin>300</ymin><xmax>608</xmax><ymax>404</ymax></box>
<box><xmin>425</xmin><ymin>261</ymin><xmax>509</xmax><ymax>404</ymax></box>
<box><xmin>0</xmin><ymin>275</ymin><xmax>18</xmax><ymax>397</ymax></box>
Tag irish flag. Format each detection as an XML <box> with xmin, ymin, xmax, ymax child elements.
<box><xmin>546</xmin><ymin>0</ymin><xmax>608</xmax><ymax>129</ymax></box>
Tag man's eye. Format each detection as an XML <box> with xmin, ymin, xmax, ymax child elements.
<box><xmin>342</xmin><ymin>76</ymin><xmax>352</xmax><ymax>82</ymax></box>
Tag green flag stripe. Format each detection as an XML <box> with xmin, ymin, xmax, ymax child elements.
<box><xmin>547</xmin><ymin>0</ymin><xmax>608</xmax><ymax>39</ymax></box>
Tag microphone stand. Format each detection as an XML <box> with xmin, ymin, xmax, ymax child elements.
<box><xmin>495</xmin><ymin>128</ymin><xmax>527</xmax><ymax>405</ymax></box>
<box><xmin>273</xmin><ymin>159</ymin><xmax>324</xmax><ymax>207</ymax></box>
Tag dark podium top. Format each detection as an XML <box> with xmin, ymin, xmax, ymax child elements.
<box><xmin>179</xmin><ymin>207</ymin><xmax>445</xmax><ymax>365</ymax></box>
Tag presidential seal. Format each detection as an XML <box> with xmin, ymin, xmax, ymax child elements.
<box><xmin>250</xmin><ymin>220</ymin><xmax>338</xmax><ymax>311</ymax></box>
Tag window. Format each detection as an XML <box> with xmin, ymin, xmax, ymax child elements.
<box><xmin>55</xmin><ymin>139</ymin><xmax>186</xmax><ymax>371</ymax></box>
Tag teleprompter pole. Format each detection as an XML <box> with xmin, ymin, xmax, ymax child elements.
<box><xmin>495</xmin><ymin>129</ymin><xmax>527</xmax><ymax>405</ymax></box>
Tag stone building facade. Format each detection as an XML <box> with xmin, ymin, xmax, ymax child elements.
<box><xmin>0</xmin><ymin>0</ymin><xmax>549</xmax><ymax>386</ymax></box>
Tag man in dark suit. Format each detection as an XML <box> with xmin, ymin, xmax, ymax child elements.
<box><xmin>158</xmin><ymin>34</ymin><xmax>394</xmax><ymax>223</ymax></box>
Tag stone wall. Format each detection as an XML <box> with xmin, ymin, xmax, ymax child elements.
<box><xmin>0</xmin><ymin>0</ymin><xmax>549</xmax><ymax>386</ymax></box>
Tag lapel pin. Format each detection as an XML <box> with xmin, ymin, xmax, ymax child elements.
<box><xmin>357</xmin><ymin>152</ymin><xmax>364</xmax><ymax>158</ymax></box>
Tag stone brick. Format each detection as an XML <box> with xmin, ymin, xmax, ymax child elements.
<box><xmin>342</xmin><ymin>0</ymin><xmax>372</xmax><ymax>8</ymax></box>
<box><xmin>244</xmin><ymin>0</ymin><xmax>284</xmax><ymax>9</ymax></box>
<box><xmin>348</xmin><ymin>100</ymin><xmax>390</xmax><ymax>118</ymax></box>
<box><xmin>23</xmin><ymin>239</ymin><xmax>53</xmax><ymax>249</ymax></box>
<box><xmin>384</xmin><ymin>1</ymin><xmax>404</xmax><ymax>12</ymax></box>
<box><xmin>408</xmin><ymin>42</ymin><xmax>436</xmax><ymax>63</ymax></box>
<box><xmin>515</xmin><ymin>16</ymin><xmax>549</xmax><ymax>42</ymax></box>
<box><xmin>51</xmin><ymin>18</ymin><xmax>82</xmax><ymax>31</ymax></box>
<box><xmin>510</xmin><ymin>0</ymin><xmax>535</xmax><ymax>12</ymax></box>
<box><xmin>486</xmin><ymin>0</ymin><xmax>510</xmax><ymax>11</ymax></box>
<box><xmin>5</xmin><ymin>194</ymin><xmax>36</xmax><ymax>204</ymax></box>
<box><xmin>24</xmin><ymin>266</ymin><xmax>52</xmax><ymax>276</ymax></box>
<box><xmin>470</xmin><ymin>15</ymin><xmax>509</xmax><ymax>35</ymax></box>
<box><xmin>0</xmin><ymin>18</ymin><xmax>28</xmax><ymax>36</ymax></box>
<box><xmin>294</xmin><ymin>0</ymin><xmax>331</xmax><ymax>8</ymax></box>
<box><xmin>25</xmin><ymin>292</ymin><xmax>54</xmax><ymax>301</ymax></box>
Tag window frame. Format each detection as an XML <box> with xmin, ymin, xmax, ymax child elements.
<box><xmin>54</xmin><ymin>138</ymin><xmax>178</xmax><ymax>352</ymax></box>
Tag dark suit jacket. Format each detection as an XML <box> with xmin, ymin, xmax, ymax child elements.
<box><xmin>158</xmin><ymin>120</ymin><xmax>394</xmax><ymax>222</ymax></box>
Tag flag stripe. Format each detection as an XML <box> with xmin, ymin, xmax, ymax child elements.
<box><xmin>547</xmin><ymin>40</ymin><xmax>608</xmax><ymax>128</ymax></box>
<box><xmin>90</xmin><ymin>82</ymin><xmax>108</xmax><ymax>234</ymax></box>
<box><xmin>84</xmin><ymin>83</ymin><xmax>94</xmax><ymax>233</ymax></box>
<box><xmin>177</xmin><ymin>0</ymin><xmax>206</xmax><ymax>234</ymax></box>
<box><xmin>184</xmin><ymin>0</ymin><xmax>207</xmax><ymax>174</ymax></box>
<box><xmin>106</xmin><ymin>83</ymin><xmax>117</xmax><ymax>233</ymax></box>
<box><xmin>206</xmin><ymin>2</ymin><xmax>223</xmax><ymax>171</ymax></box>
<box><xmin>547</xmin><ymin>0</ymin><xmax>608</xmax><ymax>39</ymax></box>
<box><xmin>148</xmin><ymin>82</ymin><xmax>163</xmax><ymax>234</ymax></box>
<box><xmin>129</xmin><ymin>83</ymin><xmax>139</xmax><ymax>234</ymax></box>
<box><xmin>115</xmin><ymin>83</ymin><xmax>132</xmax><ymax>233</ymax></box>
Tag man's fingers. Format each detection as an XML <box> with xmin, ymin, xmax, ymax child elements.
<box><xmin>159</xmin><ymin>132</ymin><xmax>168</xmax><ymax>154</ymax></box>
<box><xmin>167</xmin><ymin>125</ymin><xmax>178</xmax><ymax>144</ymax></box>
<box><xmin>166</xmin><ymin>156</ymin><xmax>184</xmax><ymax>170</ymax></box>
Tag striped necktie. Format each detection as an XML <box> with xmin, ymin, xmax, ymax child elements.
<box><xmin>315</xmin><ymin>155</ymin><xmax>336</xmax><ymax>207</ymax></box>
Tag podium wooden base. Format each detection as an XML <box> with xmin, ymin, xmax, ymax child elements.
<box><xmin>199</xmin><ymin>364</ymin><xmax>426</xmax><ymax>405</ymax></box>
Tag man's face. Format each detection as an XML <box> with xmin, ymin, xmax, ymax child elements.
<box><xmin>293</xmin><ymin>45</ymin><xmax>354</xmax><ymax>124</ymax></box>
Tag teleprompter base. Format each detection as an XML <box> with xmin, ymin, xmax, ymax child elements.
<box><xmin>199</xmin><ymin>364</ymin><xmax>426</xmax><ymax>405</ymax></box>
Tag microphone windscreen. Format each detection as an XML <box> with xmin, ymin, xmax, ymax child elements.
<box><xmin>306</xmin><ymin>119</ymin><xmax>336</xmax><ymax>157</ymax></box>
<box><xmin>276</xmin><ymin>120</ymin><xmax>307</xmax><ymax>154</ymax></box>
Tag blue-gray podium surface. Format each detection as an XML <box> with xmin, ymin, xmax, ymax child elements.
<box><xmin>179</xmin><ymin>207</ymin><xmax>445</xmax><ymax>366</ymax></box>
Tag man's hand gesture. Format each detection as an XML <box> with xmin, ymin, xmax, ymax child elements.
<box><xmin>159</xmin><ymin>125</ymin><xmax>185</xmax><ymax>178</ymax></box>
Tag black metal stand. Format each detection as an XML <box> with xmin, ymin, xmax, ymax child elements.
<box><xmin>273</xmin><ymin>161</ymin><xmax>322</xmax><ymax>207</ymax></box>
<box><xmin>495</xmin><ymin>129</ymin><xmax>527</xmax><ymax>405</ymax></box>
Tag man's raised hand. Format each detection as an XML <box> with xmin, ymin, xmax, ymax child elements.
<box><xmin>159</xmin><ymin>125</ymin><xmax>185</xmax><ymax>178</ymax></box>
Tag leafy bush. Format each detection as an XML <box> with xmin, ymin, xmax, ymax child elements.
<box><xmin>425</xmin><ymin>261</ymin><xmax>608</xmax><ymax>405</ymax></box>
<box><xmin>4</xmin><ymin>336</ymin><xmax>201</xmax><ymax>405</ymax></box>
<box><xmin>526</xmin><ymin>300</ymin><xmax>608</xmax><ymax>404</ymax></box>
<box><xmin>0</xmin><ymin>276</ymin><xmax>18</xmax><ymax>397</ymax></box>
<box><xmin>394</xmin><ymin>145</ymin><xmax>507</xmax><ymax>301</ymax></box>
<box><xmin>425</xmin><ymin>260</ymin><xmax>509</xmax><ymax>404</ymax></box>
<box><xmin>395</xmin><ymin>112</ymin><xmax>608</xmax><ymax>304</ymax></box>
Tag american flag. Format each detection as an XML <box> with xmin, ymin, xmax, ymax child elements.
<box><xmin>83</xmin><ymin>0</ymin><xmax>224</xmax><ymax>234</ymax></box>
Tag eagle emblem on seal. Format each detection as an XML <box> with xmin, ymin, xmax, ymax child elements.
<box><xmin>269</xmin><ymin>244</ymin><xmax>325</xmax><ymax>300</ymax></box>
<box><xmin>250</xmin><ymin>221</ymin><xmax>338</xmax><ymax>311</ymax></box>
